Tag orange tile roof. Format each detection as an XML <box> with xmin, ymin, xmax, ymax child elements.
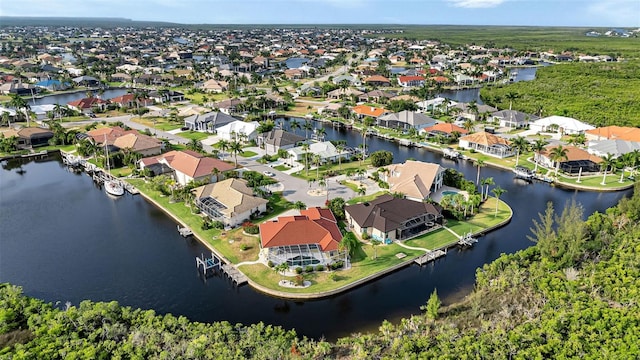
<box><xmin>259</xmin><ymin>207</ymin><xmax>342</xmax><ymax>251</ymax></box>
<box><xmin>148</xmin><ymin>150</ymin><xmax>234</xmax><ymax>178</ymax></box>
<box><xmin>586</xmin><ymin>126</ymin><xmax>640</xmax><ymax>142</ymax></box>
<box><xmin>422</xmin><ymin>123</ymin><xmax>468</xmax><ymax>135</ymax></box>
<box><xmin>363</xmin><ymin>75</ymin><xmax>391</xmax><ymax>84</ymax></box>
<box><xmin>541</xmin><ymin>145</ymin><xmax>602</xmax><ymax>163</ymax></box>
<box><xmin>352</xmin><ymin>105</ymin><xmax>387</xmax><ymax>117</ymax></box>
<box><xmin>459</xmin><ymin>131</ymin><xmax>510</xmax><ymax>147</ymax></box>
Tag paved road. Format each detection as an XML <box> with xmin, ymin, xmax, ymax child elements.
<box><xmin>64</xmin><ymin>115</ymin><xmax>355</xmax><ymax>207</ymax></box>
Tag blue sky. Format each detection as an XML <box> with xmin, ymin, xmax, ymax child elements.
<box><xmin>2</xmin><ymin>0</ymin><xmax>638</xmax><ymax>27</ymax></box>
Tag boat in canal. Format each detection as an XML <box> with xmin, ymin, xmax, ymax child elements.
<box><xmin>103</xmin><ymin>135</ymin><xmax>124</xmax><ymax>197</ymax></box>
<box><xmin>513</xmin><ymin>165</ymin><xmax>534</xmax><ymax>180</ymax></box>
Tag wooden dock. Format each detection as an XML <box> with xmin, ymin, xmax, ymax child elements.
<box><xmin>414</xmin><ymin>250</ymin><xmax>446</xmax><ymax>265</ymax></box>
<box><xmin>221</xmin><ymin>264</ymin><xmax>248</xmax><ymax>285</ymax></box>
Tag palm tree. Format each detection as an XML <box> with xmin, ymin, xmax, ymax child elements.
<box><xmin>294</xmin><ymin>201</ymin><xmax>306</xmax><ymax>210</ymax></box>
<box><xmin>600</xmin><ymin>153</ymin><xmax>615</xmax><ymax>185</ymax></box>
<box><xmin>549</xmin><ymin>145</ymin><xmax>569</xmax><ymax>177</ymax></box>
<box><xmin>505</xmin><ymin>91</ymin><xmax>519</xmax><ymax>111</ymax></box>
<box><xmin>531</xmin><ymin>139</ymin><xmax>548</xmax><ymax>173</ymax></box>
<box><xmin>315</xmin><ymin>127</ymin><xmax>326</xmax><ymax>141</ymax></box>
<box><xmin>371</xmin><ymin>239</ymin><xmax>381</xmax><ymax>260</ymax></box>
<box><xmin>361</xmin><ymin>116</ymin><xmax>375</xmax><ymax>165</ymax></box>
<box><xmin>491</xmin><ymin>186</ymin><xmax>506</xmax><ymax>217</ymax></box>
<box><xmin>290</xmin><ymin>119</ymin><xmax>300</xmax><ymax>134</ymax></box>
<box><xmin>215</xmin><ymin>139</ymin><xmax>230</xmax><ymax>160</ymax></box>
<box><xmin>467</xmin><ymin>100</ymin><xmax>479</xmax><ymax>120</ymax></box>
<box><xmin>336</xmin><ymin>143</ymin><xmax>346</xmax><ymax>171</ymax></box>
<box><xmin>229</xmin><ymin>140</ymin><xmax>243</xmax><ymax>168</ymax></box>
<box><xmin>462</xmin><ymin>119</ymin><xmax>474</xmax><ymax>133</ymax></box>
<box><xmin>301</xmin><ymin>143</ymin><xmax>310</xmax><ymax>176</ymax></box>
<box><xmin>481</xmin><ymin>177</ymin><xmax>494</xmax><ymax>200</ymax></box>
<box><xmin>7</xmin><ymin>94</ymin><xmax>30</xmax><ymax>127</ymax></box>
<box><xmin>313</xmin><ymin>154</ymin><xmax>322</xmax><ymax>180</ymax></box>
<box><xmin>474</xmin><ymin>159</ymin><xmax>485</xmax><ymax>186</ymax></box>
<box><xmin>357</xmin><ymin>185</ymin><xmax>366</xmax><ymax>197</ymax></box>
<box><xmin>511</xmin><ymin>136</ymin><xmax>529</xmax><ymax>167</ymax></box>
<box><xmin>303</xmin><ymin>120</ymin><xmax>313</xmax><ymax>140</ymax></box>
<box><xmin>1</xmin><ymin>111</ymin><xmax>10</xmax><ymax>127</ymax></box>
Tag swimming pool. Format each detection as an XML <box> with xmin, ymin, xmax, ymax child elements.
<box><xmin>442</xmin><ymin>190</ymin><xmax>459</xmax><ymax>196</ymax></box>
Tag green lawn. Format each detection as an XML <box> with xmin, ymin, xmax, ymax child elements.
<box><xmin>131</xmin><ymin>117</ymin><xmax>183</xmax><ymax>132</ymax></box>
<box><xmin>346</xmin><ymin>191</ymin><xmax>388</xmax><ymax>205</ymax></box>
<box><xmin>240</xmin><ymin>150</ymin><xmax>258</xmax><ymax>158</ymax></box>
<box><xmin>240</xmin><ymin>242</ymin><xmax>423</xmax><ymax>294</ymax></box>
<box><xmin>447</xmin><ymin>198</ymin><xmax>512</xmax><ymax>236</ymax></box>
<box><xmin>176</xmin><ymin>131</ymin><xmax>211</xmax><ymax>141</ymax></box>
<box><xmin>405</xmin><ymin>228</ymin><xmax>459</xmax><ymax>250</ymax></box>
<box><xmin>293</xmin><ymin>158</ymin><xmax>373</xmax><ymax>181</ymax></box>
<box><xmin>558</xmin><ymin>172</ymin><xmax>635</xmax><ymax>189</ymax></box>
<box><xmin>274</xmin><ymin>165</ymin><xmax>289</xmax><ymax>171</ymax></box>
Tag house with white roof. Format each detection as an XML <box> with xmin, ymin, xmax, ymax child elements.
<box><xmin>530</xmin><ymin>116</ymin><xmax>595</xmax><ymax>135</ymax></box>
<box><xmin>284</xmin><ymin>141</ymin><xmax>349</xmax><ymax>166</ymax></box>
<box><xmin>587</xmin><ymin>140</ymin><xmax>640</xmax><ymax>158</ymax></box>
<box><xmin>216</xmin><ymin>120</ymin><xmax>260</xmax><ymax>142</ymax></box>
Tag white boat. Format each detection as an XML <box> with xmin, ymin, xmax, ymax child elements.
<box><xmin>513</xmin><ymin>166</ymin><xmax>534</xmax><ymax>179</ymax></box>
<box><xmin>103</xmin><ymin>134</ymin><xmax>124</xmax><ymax>197</ymax></box>
<box><xmin>105</xmin><ymin>180</ymin><xmax>125</xmax><ymax>196</ymax></box>
<box><xmin>442</xmin><ymin>147</ymin><xmax>461</xmax><ymax>159</ymax></box>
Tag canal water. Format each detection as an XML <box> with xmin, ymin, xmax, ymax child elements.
<box><xmin>30</xmin><ymin>89</ymin><xmax>129</xmax><ymax>106</ymax></box>
<box><xmin>1</xmin><ymin>127</ymin><xmax>629</xmax><ymax>341</ymax></box>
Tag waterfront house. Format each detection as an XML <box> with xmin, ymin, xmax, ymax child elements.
<box><xmin>112</xmin><ymin>133</ymin><xmax>163</xmax><ymax>157</ymax></box>
<box><xmin>259</xmin><ymin>207</ymin><xmax>345</xmax><ymax>267</ymax></box>
<box><xmin>147</xmin><ymin>90</ymin><xmax>185</xmax><ymax>104</ymax></box>
<box><xmin>109</xmin><ymin>93</ymin><xmax>153</xmax><ymax>109</ymax></box>
<box><xmin>453</xmin><ymin>103</ymin><xmax>497</xmax><ymax>122</ymax></box>
<box><xmin>345</xmin><ymin>194</ymin><xmax>444</xmax><ymax>243</ymax></box>
<box><xmin>140</xmin><ymin>150</ymin><xmax>235</xmax><ymax>186</ymax></box>
<box><xmin>382</xmin><ymin>160</ymin><xmax>445</xmax><ymax>201</ymax></box>
<box><xmin>376</xmin><ymin>110</ymin><xmax>436</xmax><ymax>131</ymax></box>
<box><xmin>530</xmin><ymin>116</ymin><xmax>595</xmax><ymax>135</ymax></box>
<box><xmin>587</xmin><ymin>139</ymin><xmax>640</xmax><ymax>158</ymax></box>
<box><xmin>363</xmin><ymin>75</ymin><xmax>391</xmax><ymax>87</ymax></box>
<box><xmin>16</xmin><ymin>127</ymin><xmax>54</xmax><ymax>148</ymax></box>
<box><xmin>458</xmin><ymin>131</ymin><xmax>514</xmax><ymax>158</ymax></box>
<box><xmin>536</xmin><ymin>145</ymin><xmax>603</xmax><ymax>174</ymax></box>
<box><xmin>491</xmin><ymin>110</ymin><xmax>539</xmax><ymax>129</ymax></box>
<box><xmin>193</xmin><ymin>178</ymin><xmax>268</xmax><ymax>228</ymax></box>
<box><xmin>284</xmin><ymin>141</ymin><xmax>350</xmax><ymax>166</ymax></box>
<box><xmin>420</xmin><ymin>122</ymin><xmax>468</xmax><ymax>139</ymax></box>
<box><xmin>216</xmin><ymin>120</ymin><xmax>260</xmax><ymax>142</ymax></box>
<box><xmin>256</xmin><ymin>129</ymin><xmax>306</xmax><ymax>155</ymax></box>
<box><xmin>212</xmin><ymin>98</ymin><xmax>245</xmax><ymax>115</ymax></box>
<box><xmin>67</xmin><ymin>97</ymin><xmax>109</xmax><ymax>114</ymax></box>
<box><xmin>397</xmin><ymin>75</ymin><xmax>426</xmax><ymax>88</ymax></box>
<box><xmin>358</xmin><ymin>90</ymin><xmax>395</xmax><ymax>103</ymax></box>
<box><xmin>585</xmin><ymin>126</ymin><xmax>640</xmax><ymax>142</ymax></box>
<box><xmin>183</xmin><ymin>111</ymin><xmax>237</xmax><ymax>132</ymax></box>
<box><xmin>352</xmin><ymin>105</ymin><xmax>387</xmax><ymax>119</ymax></box>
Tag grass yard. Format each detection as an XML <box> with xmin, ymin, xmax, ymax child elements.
<box><xmin>558</xmin><ymin>172</ymin><xmax>635</xmax><ymax>189</ymax></box>
<box><xmin>446</xmin><ymin>198</ymin><xmax>512</xmax><ymax>236</ymax></box>
<box><xmin>240</xmin><ymin>150</ymin><xmax>258</xmax><ymax>158</ymax></box>
<box><xmin>346</xmin><ymin>191</ymin><xmax>388</xmax><ymax>205</ymax></box>
<box><xmin>240</xmin><ymin>242</ymin><xmax>422</xmax><ymax>294</ymax></box>
<box><xmin>405</xmin><ymin>228</ymin><xmax>459</xmax><ymax>251</ymax></box>
<box><xmin>131</xmin><ymin>116</ymin><xmax>183</xmax><ymax>132</ymax></box>
<box><xmin>274</xmin><ymin>165</ymin><xmax>289</xmax><ymax>171</ymax></box>
<box><xmin>176</xmin><ymin>131</ymin><xmax>211</xmax><ymax>141</ymax></box>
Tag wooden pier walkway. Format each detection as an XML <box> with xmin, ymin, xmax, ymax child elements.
<box><xmin>195</xmin><ymin>252</ymin><xmax>247</xmax><ymax>285</ymax></box>
<box><xmin>414</xmin><ymin>250</ymin><xmax>446</xmax><ymax>265</ymax></box>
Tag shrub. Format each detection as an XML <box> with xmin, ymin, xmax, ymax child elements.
<box><xmin>294</xmin><ymin>274</ymin><xmax>304</xmax><ymax>286</ymax></box>
<box><xmin>331</xmin><ymin>261</ymin><xmax>344</xmax><ymax>270</ymax></box>
<box><xmin>267</xmin><ymin>260</ymin><xmax>274</xmax><ymax>268</ymax></box>
<box><xmin>211</xmin><ymin>221</ymin><xmax>224</xmax><ymax>229</ymax></box>
<box><xmin>242</xmin><ymin>221</ymin><xmax>259</xmax><ymax>234</ymax></box>
<box><xmin>362</xmin><ymin>233</ymin><xmax>370</xmax><ymax>240</ymax></box>
<box><xmin>305</xmin><ymin>265</ymin><xmax>314</xmax><ymax>273</ymax></box>
<box><xmin>295</xmin><ymin>267</ymin><xmax>303</xmax><ymax>274</ymax></box>
<box><xmin>329</xmin><ymin>273</ymin><xmax>338</xmax><ymax>281</ymax></box>
<box><xmin>315</xmin><ymin>264</ymin><xmax>325</xmax><ymax>271</ymax></box>
<box><xmin>201</xmin><ymin>218</ymin><xmax>211</xmax><ymax>230</ymax></box>
<box><xmin>240</xmin><ymin>244</ymin><xmax>249</xmax><ymax>251</ymax></box>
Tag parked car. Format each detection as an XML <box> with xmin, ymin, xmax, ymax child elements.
<box><xmin>263</xmin><ymin>171</ymin><xmax>275</xmax><ymax>177</ymax></box>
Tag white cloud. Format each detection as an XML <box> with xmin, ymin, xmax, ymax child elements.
<box><xmin>586</xmin><ymin>0</ymin><xmax>640</xmax><ymax>26</ymax></box>
<box><xmin>448</xmin><ymin>0</ymin><xmax>507</xmax><ymax>8</ymax></box>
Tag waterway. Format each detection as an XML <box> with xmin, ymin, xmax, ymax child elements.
<box><xmin>29</xmin><ymin>89</ymin><xmax>129</xmax><ymax>106</ymax></box>
<box><xmin>1</xmin><ymin>125</ymin><xmax>630</xmax><ymax>342</ymax></box>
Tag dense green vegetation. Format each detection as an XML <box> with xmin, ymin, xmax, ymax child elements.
<box><xmin>481</xmin><ymin>61</ymin><xmax>640</xmax><ymax>127</ymax></box>
<box><xmin>3</xmin><ymin>184</ymin><xmax>639</xmax><ymax>358</ymax></box>
<box><xmin>396</xmin><ymin>25</ymin><xmax>640</xmax><ymax>58</ymax></box>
